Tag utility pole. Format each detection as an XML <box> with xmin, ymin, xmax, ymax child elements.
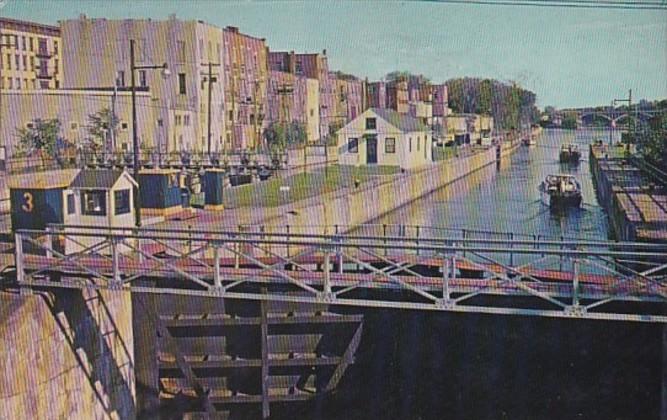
<box><xmin>0</xmin><ymin>34</ymin><xmax>16</xmax><ymax>170</ymax></box>
<box><xmin>277</xmin><ymin>82</ymin><xmax>293</xmax><ymax>167</ymax></box>
<box><xmin>202</xmin><ymin>62</ymin><xmax>220</xmax><ymax>158</ymax></box>
<box><xmin>110</xmin><ymin>75</ymin><xmax>118</xmax><ymax>156</ymax></box>
<box><xmin>612</xmin><ymin>89</ymin><xmax>633</xmax><ymax>147</ymax></box>
<box><xmin>129</xmin><ymin>39</ymin><xmax>170</xmax><ymax>227</ymax></box>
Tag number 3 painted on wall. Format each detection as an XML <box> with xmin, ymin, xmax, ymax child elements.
<box><xmin>21</xmin><ymin>192</ymin><xmax>33</xmax><ymax>213</ymax></box>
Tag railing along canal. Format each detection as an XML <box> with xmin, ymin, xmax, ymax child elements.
<box><xmin>9</xmin><ymin>224</ymin><xmax>667</xmax><ymax>323</ymax></box>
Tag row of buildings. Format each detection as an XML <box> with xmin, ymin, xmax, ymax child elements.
<box><xmin>0</xmin><ymin>15</ymin><xmax>493</xmax><ymax>164</ymax></box>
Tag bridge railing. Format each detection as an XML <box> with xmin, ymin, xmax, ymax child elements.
<box><xmin>10</xmin><ymin>225</ymin><xmax>667</xmax><ymax>323</ymax></box>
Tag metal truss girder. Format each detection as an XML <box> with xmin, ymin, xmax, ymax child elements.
<box><xmin>120</xmin><ymin>240</ymin><xmax>212</xmax><ymax>290</ymax></box>
<box><xmin>13</xmin><ymin>278</ymin><xmax>667</xmax><ymax>323</ymax></box>
<box><xmin>22</xmin><ymin>236</ymin><xmax>111</xmax><ymax>284</ymax></box>
<box><xmin>222</xmin><ymin>243</ymin><xmax>321</xmax><ymax>296</ymax></box>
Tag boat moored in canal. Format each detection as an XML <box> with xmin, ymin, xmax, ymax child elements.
<box><xmin>539</xmin><ymin>174</ymin><xmax>582</xmax><ymax>208</ymax></box>
<box><xmin>559</xmin><ymin>143</ymin><xmax>581</xmax><ymax>163</ymax></box>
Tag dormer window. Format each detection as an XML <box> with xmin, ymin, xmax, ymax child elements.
<box><xmin>366</xmin><ymin>118</ymin><xmax>376</xmax><ymax>130</ymax></box>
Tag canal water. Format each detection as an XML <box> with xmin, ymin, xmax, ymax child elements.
<box><xmin>373</xmin><ymin>128</ymin><xmax>621</xmax><ymax>241</ymax></box>
<box><xmin>271</xmin><ymin>129</ymin><xmax>662</xmax><ymax>420</ymax></box>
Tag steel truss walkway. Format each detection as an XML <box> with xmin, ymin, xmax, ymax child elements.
<box><xmin>10</xmin><ymin>224</ymin><xmax>667</xmax><ymax>323</ymax></box>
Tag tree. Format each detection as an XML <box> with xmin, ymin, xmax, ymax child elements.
<box><xmin>263</xmin><ymin>121</ymin><xmax>307</xmax><ymax>152</ymax></box>
<box><xmin>16</xmin><ymin>118</ymin><xmax>62</xmax><ymax>158</ymax></box>
<box><xmin>87</xmin><ymin>107</ymin><xmax>119</xmax><ymax>153</ymax></box>
<box><xmin>561</xmin><ymin>112</ymin><xmax>578</xmax><ymax>130</ymax></box>
<box><xmin>637</xmin><ymin>113</ymin><xmax>667</xmax><ymax>171</ymax></box>
<box><xmin>445</xmin><ymin>78</ymin><xmax>539</xmax><ymax>129</ymax></box>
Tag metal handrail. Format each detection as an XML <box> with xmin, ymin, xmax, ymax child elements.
<box><xmin>21</xmin><ymin>228</ymin><xmax>667</xmax><ymax>260</ymax></box>
<box><xmin>41</xmin><ymin>224</ymin><xmax>667</xmax><ymax>251</ymax></box>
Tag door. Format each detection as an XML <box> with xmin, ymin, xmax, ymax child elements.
<box><xmin>366</xmin><ymin>136</ymin><xmax>377</xmax><ymax>164</ymax></box>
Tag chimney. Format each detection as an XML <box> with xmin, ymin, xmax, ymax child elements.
<box><xmin>79</xmin><ymin>14</ymin><xmax>87</xmax><ymax>20</ymax></box>
<box><xmin>169</xmin><ymin>13</ymin><xmax>177</xmax><ymax>20</ymax></box>
<box><xmin>322</xmin><ymin>49</ymin><xmax>327</xmax><ymax>56</ymax></box>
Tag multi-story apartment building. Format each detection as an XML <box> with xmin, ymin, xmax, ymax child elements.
<box><xmin>366</xmin><ymin>81</ymin><xmax>387</xmax><ymax>110</ymax></box>
<box><xmin>330</xmin><ymin>72</ymin><xmax>364</xmax><ymax>135</ymax></box>
<box><xmin>269</xmin><ymin>50</ymin><xmax>333</xmax><ymax>140</ymax></box>
<box><xmin>222</xmin><ymin>26</ymin><xmax>269</xmax><ymax>151</ymax></box>
<box><xmin>0</xmin><ymin>17</ymin><xmax>62</xmax><ymax>90</ymax></box>
<box><xmin>267</xmin><ymin>70</ymin><xmax>319</xmax><ymax>143</ymax></box>
<box><xmin>60</xmin><ymin>15</ymin><xmax>226</xmax><ymax>155</ymax></box>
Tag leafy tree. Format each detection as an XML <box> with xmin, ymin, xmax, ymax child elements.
<box><xmin>637</xmin><ymin>113</ymin><xmax>667</xmax><ymax>171</ymax></box>
<box><xmin>87</xmin><ymin>107</ymin><xmax>119</xmax><ymax>152</ymax></box>
<box><xmin>16</xmin><ymin>118</ymin><xmax>62</xmax><ymax>158</ymax></box>
<box><xmin>561</xmin><ymin>112</ymin><xmax>578</xmax><ymax>129</ymax></box>
<box><xmin>263</xmin><ymin>121</ymin><xmax>307</xmax><ymax>152</ymax></box>
<box><xmin>445</xmin><ymin>78</ymin><xmax>539</xmax><ymax>130</ymax></box>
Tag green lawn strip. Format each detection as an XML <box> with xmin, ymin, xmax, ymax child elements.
<box><xmin>224</xmin><ymin>165</ymin><xmax>400</xmax><ymax>207</ymax></box>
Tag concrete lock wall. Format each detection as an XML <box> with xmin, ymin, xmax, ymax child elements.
<box><xmin>272</xmin><ymin>146</ymin><xmax>499</xmax><ymax>236</ymax></box>
<box><xmin>0</xmin><ymin>289</ymin><xmax>135</xmax><ymax>420</ymax></box>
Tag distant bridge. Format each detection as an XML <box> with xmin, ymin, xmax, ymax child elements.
<box><xmin>565</xmin><ymin>108</ymin><xmax>666</xmax><ymax>127</ymax></box>
<box><xmin>7</xmin><ymin>224</ymin><xmax>667</xmax><ymax>323</ymax></box>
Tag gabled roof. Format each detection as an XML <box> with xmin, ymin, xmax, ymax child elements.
<box><xmin>70</xmin><ymin>169</ymin><xmax>135</xmax><ymax>190</ymax></box>
<box><xmin>368</xmin><ymin>108</ymin><xmax>430</xmax><ymax>132</ymax></box>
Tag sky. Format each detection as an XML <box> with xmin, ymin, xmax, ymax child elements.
<box><xmin>1</xmin><ymin>0</ymin><xmax>666</xmax><ymax>108</ymax></box>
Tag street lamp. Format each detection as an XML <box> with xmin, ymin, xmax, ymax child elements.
<box><xmin>129</xmin><ymin>39</ymin><xmax>170</xmax><ymax>227</ymax></box>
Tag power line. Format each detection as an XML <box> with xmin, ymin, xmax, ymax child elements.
<box><xmin>426</xmin><ymin>0</ymin><xmax>667</xmax><ymax>9</ymax></box>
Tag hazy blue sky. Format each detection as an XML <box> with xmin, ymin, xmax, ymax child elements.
<box><xmin>2</xmin><ymin>0</ymin><xmax>666</xmax><ymax>108</ymax></box>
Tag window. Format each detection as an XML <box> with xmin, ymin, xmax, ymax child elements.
<box><xmin>15</xmin><ymin>54</ymin><xmax>19</xmax><ymax>69</ymax></box>
<box><xmin>54</xmin><ymin>40</ymin><xmax>58</xmax><ymax>55</ymax></box>
<box><xmin>81</xmin><ymin>190</ymin><xmax>106</xmax><ymax>216</ymax></box>
<box><xmin>409</xmin><ymin>137</ymin><xmax>412</xmax><ymax>152</ymax></box>
<box><xmin>183</xmin><ymin>115</ymin><xmax>190</xmax><ymax>126</ymax></box>
<box><xmin>417</xmin><ymin>136</ymin><xmax>420</xmax><ymax>151</ymax></box>
<box><xmin>157</xmin><ymin>119</ymin><xmax>163</xmax><ymax>127</ymax></box>
<box><xmin>114</xmin><ymin>190</ymin><xmax>131</xmax><ymax>215</ymax></box>
<box><xmin>21</xmin><ymin>36</ymin><xmax>26</xmax><ymax>50</ymax></box>
<box><xmin>178</xmin><ymin>73</ymin><xmax>186</xmax><ymax>95</ymax></box>
<box><xmin>67</xmin><ymin>194</ymin><xmax>75</xmax><ymax>215</ymax></box>
<box><xmin>348</xmin><ymin>138</ymin><xmax>358</xmax><ymax>153</ymax></box>
<box><xmin>310</xmin><ymin>109</ymin><xmax>314</xmax><ymax>117</ymax></box>
<box><xmin>424</xmin><ymin>137</ymin><xmax>428</xmax><ymax>158</ymax></box>
<box><xmin>116</xmin><ymin>71</ymin><xmax>125</xmax><ymax>87</ymax></box>
<box><xmin>121</xmin><ymin>122</ymin><xmax>128</xmax><ymax>130</ymax></box>
<box><xmin>136</xmin><ymin>70</ymin><xmax>146</xmax><ymax>87</ymax></box>
<box><xmin>29</xmin><ymin>37</ymin><xmax>34</xmax><ymax>52</ymax></box>
<box><xmin>176</xmin><ymin>40</ymin><xmax>186</xmax><ymax>62</ymax></box>
<box><xmin>22</xmin><ymin>55</ymin><xmax>26</xmax><ymax>70</ymax></box>
<box><xmin>6</xmin><ymin>54</ymin><xmax>10</xmax><ymax>70</ymax></box>
<box><xmin>366</xmin><ymin>118</ymin><xmax>377</xmax><ymax>130</ymax></box>
<box><xmin>15</xmin><ymin>78</ymin><xmax>20</xmax><ymax>89</ymax></box>
<box><xmin>175</xmin><ymin>115</ymin><xmax>182</xmax><ymax>126</ymax></box>
<box><xmin>385</xmin><ymin>137</ymin><xmax>396</xmax><ymax>154</ymax></box>
<box><xmin>30</xmin><ymin>56</ymin><xmax>34</xmax><ymax>71</ymax></box>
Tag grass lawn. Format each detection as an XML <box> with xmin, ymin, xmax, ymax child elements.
<box><xmin>432</xmin><ymin>146</ymin><xmax>458</xmax><ymax>161</ymax></box>
<box><xmin>223</xmin><ymin>164</ymin><xmax>400</xmax><ymax>208</ymax></box>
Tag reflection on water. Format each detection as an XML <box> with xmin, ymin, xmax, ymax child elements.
<box><xmin>375</xmin><ymin>128</ymin><xmax>618</xmax><ymax>241</ymax></box>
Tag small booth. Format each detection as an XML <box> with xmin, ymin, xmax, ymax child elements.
<box><xmin>64</xmin><ymin>169</ymin><xmax>137</xmax><ymax>254</ymax></box>
<box><xmin>9</xmin><ymin>169</ymin><xmax>80</xmax><ymax>231</ymax></box>
<box><xmin>10</xmin><ymin>168</ymin><xmax>138</xmax><ymax>255</ymax></box>
<box><xmin>203</xmin><ymin>168</ymin><xmax>226</xmax><ymax>211</ymax></box>
<box><xmin>138</xmin><ymin>169</ymin><xmax>183</xmax><ymax>217</ymax></box>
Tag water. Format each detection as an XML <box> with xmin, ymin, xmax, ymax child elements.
<box><xmin>373</xmin><ymin>128</ymin><xmax>619</xmax><ymax>241</ymax></box>
<box><xmin>272</xmin><ymin>129</ymin><xmax>663</xmax><ymax>420</ymax></box>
